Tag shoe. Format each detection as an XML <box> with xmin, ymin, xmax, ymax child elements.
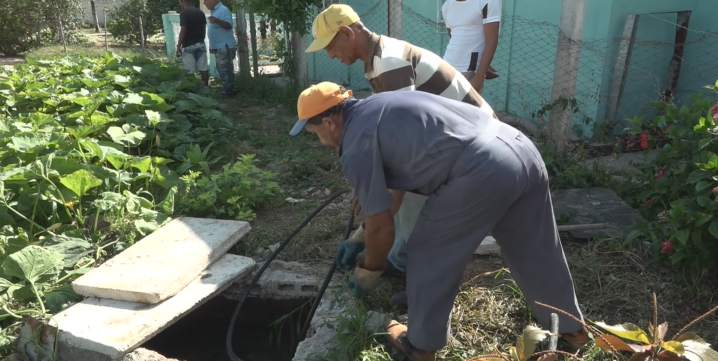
<box><xmin>386</xmin><ymin>320</ymin><xmax>436</xmax><ymax>361</ymax></box>
<box><xmin>561</xmin><ymin>328</ymin><xmax>590</xmax><ymax>350</ymax></box>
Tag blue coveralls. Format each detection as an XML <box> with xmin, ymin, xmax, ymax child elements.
<box><xmin>338</xmin><ymin>91</ymin><xmax>584</xmax><ymax>352</ymax></box>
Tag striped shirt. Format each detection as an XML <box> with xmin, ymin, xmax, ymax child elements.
<box><xmin>363</xmin><ymin>33</ymin><xmax>498</xmax><ymax>119</ymax></box>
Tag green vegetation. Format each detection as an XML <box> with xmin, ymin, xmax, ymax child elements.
<box><xmin>0</xmin><ymin>53</ymin><xmax>278</xmax><ymax>354</ymax></box>
<box><xmin>0</xmin><ymin>0</ymin><xmax>83</xmax><ymax>56</ymax></box>
<box><xmin>108</xmin><ymin>0</ymin><xmax>180</xmax><ymax>45</ymax></box>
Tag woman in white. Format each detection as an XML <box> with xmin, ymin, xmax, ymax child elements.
<box><xmin>441</xmin><ymin>0</ymin><xmax>501</xmax><ymax>93</ymax></box>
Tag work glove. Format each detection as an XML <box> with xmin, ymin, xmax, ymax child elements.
<box><xmin>336</xmin><ymin>223</ymin><xmax>366</xmax><ymax>271</ymax></box>
<box><xmin>348</xmin><ymin>262</ymin><xmax>382</xmax><ymax>299</ymax></box>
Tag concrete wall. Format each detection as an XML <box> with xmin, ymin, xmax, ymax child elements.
<box><xmin>306</xmin><ymin>0</ymin><xmax>718</xmax><ymax>137</ymax></box>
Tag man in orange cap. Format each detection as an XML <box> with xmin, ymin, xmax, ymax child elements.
<box><xmin>289</xmin><ymin>81</ymin><xmax>590</xmax><ymax>361</ymax></box>
<box><xmin>305</xmin><ymin>3</ymin><xmax>502</xmax><ymax>308</ymax></box>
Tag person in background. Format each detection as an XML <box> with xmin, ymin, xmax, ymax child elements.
<box><xmin>203</xmin><ymin>0</ymin><xmax>237</xmax><ymax>97</ymax></box>
<box><xmin>441</xmin><ymin>0</ymin><xmax>501</xmax><ymax>93</ymax></box>
<box><xmin>176</xmin><ymin>0</ymin><xmax>209</xmax><ymax>86</ymax></box>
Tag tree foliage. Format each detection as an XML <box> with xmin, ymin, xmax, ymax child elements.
<box><xmin>0</xmin><ymin>0</ymin><xmax>83</xmax><ymax>56</ymax></box>
<box><xmin>238</xmin><ymin>0</ymin><xmax>323</xmax><ymax>35</ymax></box>
<box><xmin>107</xmin><ymin>0</ymin><xmax>180</xmax><ymax>44</ymax></box>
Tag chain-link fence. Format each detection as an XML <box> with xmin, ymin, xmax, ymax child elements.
<box><xmin>162</xmin><ymin>10</ymin><xmax>285</xmax><ymax>78</ymax></box>
<box><xmin>303</xmin><ymin>1</ymin><xmax>718</xmax><ymax>137</ymax></box>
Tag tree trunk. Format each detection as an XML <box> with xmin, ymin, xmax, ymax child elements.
<box><xmin>91</xmin><ymin>0</ymin><xmax>100</xmax><ymax>32</ymax></box>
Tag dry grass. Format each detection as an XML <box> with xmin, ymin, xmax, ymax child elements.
<box><xmin>217</xmin><ymin>84</ymin><xmax>718</xmax><ymax>360</ymax></box>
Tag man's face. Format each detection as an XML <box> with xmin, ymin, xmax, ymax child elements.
<box><xmin>305</xmin><ymin>117</ymin><xmax>341</xmax><ymax>148</ymax></box>
<box><xmin>325</xmin><ymin>27</ymin><xmax>359</xmax><ymax>65</ymax></box>
<box><xmin>203</xmin><ymin>0</ymin><xmax>218</xmax><ymax>10</ymax></box>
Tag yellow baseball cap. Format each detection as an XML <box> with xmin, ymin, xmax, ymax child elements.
<box><xmin>305</xmin><ymin>4</ymin><xmax>360</xmax><ymax>53</ymax></box>
<box><xmin>290</xmin><ymin>82</ymin><xmax>353</xmax><ymax>136</ymax></box>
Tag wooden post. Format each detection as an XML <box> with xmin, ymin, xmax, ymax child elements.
<box><xmin>91</xmin><ymin>0</ymin><xmax>100</xmax><ymax>32</ymax></box>
<box><xmin>387</xmin><ymin>0</ymin><xmax>403</xmax><ymax>39</ymax></box>
<box><xmin>546</xmin><ymin>0</ymin><xmax>586</xmax><ymax>151</ymax></box>
<box><xmin>248</xmin><ymin>9</ymin><xmax>259</xmax><ymax>76</ymax></box>
<box><xmin>292</xmin><ymin>31</ymin><xmax>309</xmax><ymax>88</ymax></box>
<box><xmin>104</xmin><ymin>12</ymin><xmax>109</xmax><ymax>52</ymax></box>
<box><xmin>139</xmin><ymin>16</ymin><xmax>146</xmax><ymax>57</ymax></box>
<box><xmin>235</xmin><ymin>4</ymin><xmax>251</xmax><ymax>77</ymax></box>
<box><xmin>59</xmin><ymin>18</ymin><xmax>67</xmax><ymax>54</ymax></box>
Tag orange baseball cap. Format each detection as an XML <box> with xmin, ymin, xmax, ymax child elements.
<box><xmin>290</xmin><ymin>82</ymin><xmax>353</xmax><ymax>136</ymax></box>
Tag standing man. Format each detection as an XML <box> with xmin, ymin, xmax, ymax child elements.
<box><xmin>203</xmin><ymin>0</ymin><xmax>237</xmax><ymax>97</ymax></box>
<box><xmin>305</xmin><ymin>4</ymin><xmax>499</xmax><ymax>306</ymax></box>
<box><xmin>441</xmin><ymin>0</ymin><xmax>502</xmax><ymax>93</ymax></box>
<box><xmin>176</xmin><ymin>0</ymin><xmax>209</xmax><ymax>86</ymax></box>
<box><xmin>289</xmin><ymin>82</ymin><xmax>590</xmax><ymax>361</ymax></box>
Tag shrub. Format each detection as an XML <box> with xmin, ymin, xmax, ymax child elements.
<box><xmin>0</xmin><ymin>2</ymin><xmax>44</xmax><ymax>56</ymax></box>
<box><xmin>107</xmin><ymin>0</ymin><xmax>179</xmax><ymax>45</ymax></box>
<box><xmin>623</xmin><ymin>81</ymin><xmax>718</xmax><ymax>273</ymax></box>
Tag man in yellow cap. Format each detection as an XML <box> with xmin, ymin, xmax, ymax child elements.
<box><xmin>289</xmin><ymin>81</ymin><xmax>590</xmax><ymax>361</ymax></box>
<box><xmin>305</xmin><ymin>3</ymin><xmax>502</xmax><ymax>308</ymax></box>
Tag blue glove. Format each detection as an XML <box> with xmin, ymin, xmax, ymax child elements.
<box><xmin>348</xmin><ymin>265</ymin><xmax>382</xmax><ymax>299</ymax></box>
<box><xmin>336</xmin><ymin>224</ymin><xmax>366</xmax><ymax>271</ymax></box>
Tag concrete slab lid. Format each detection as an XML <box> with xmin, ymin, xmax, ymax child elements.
<box><xmin>71</xmin><ymin>217</ymin><xmax>251</xmax><ymax>304</ymax></box>
<box><xmin>55</xmin><ymin>253</ymin><xmax>256</xmax><ymax>361</ymax></box>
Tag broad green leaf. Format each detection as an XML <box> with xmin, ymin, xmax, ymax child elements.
<box><xmin>114</xmin><ymin>75</ymin><xmax>131</xmax><ymax>86</ymax></box>
<box><xmin>2</xmin><ymin>245</ymin><xmax>63</xmax><ymax>283</ymax></box>
<box><xmin>157</xmin><ymin>186</ymin><xmax>177</xmax><ymax>215</ymax></box>
<box><xmin>45</xmin><ymin>238</ymin><xmax>93</xmax><ymax>268</ymax></box>
<box><xmin>696</xmin><ymin>196</ymin><xmax>712</xmax><ymax>208</ymax></box>
<box><xmin>45</xmin><ymin>284</ymin><xmax>82</xmax><ymax>313</ymax></box>
<box><xmin>106</xmin><ymin>125</ymin><xmax>146</xmax><ymax>146</ymax></box>
<box><xmin>10</xmin><ymin>133</ymin><xmax>52</xmax><ymax>153</ymax></box>
<box><xmin>708</xmin><ymin>220</ymin><xmax>718</xmax><ymax>239</ymax></box>
<box><xmin>130</xmin><ymin>156</ymin><xmax>153</xmax><ymax>173</ymax></box>
<box><xmin>593</xmin><ymin>322</ymin><xmax>652</xmax><ymax>344</ymax></box>
<box><xmin>675</xmin><ymin>229</ymin><xmax>689</xmax><ymax>245</ymax></box>
<box><xmin>696</xmin><ymin>181</ymin><xmax>714</xmax><ymax>192</ymax></box>
<box><xmin>694</xmin><ymin>213</ymin><xmax>712</xmax><ymax>227</ymax></box>
<box><xmin>515</xmin><ymin>325</ymin><xmax>549</xmax><ymax>361</ymax></box>
<box><xmin>661</xmin><ymin>340</ymin><xmax>685</xmax><ymax>355</ymax></box>
<box><xmin>186</xmin><ymin>93</ymin><xmax>219</xmax><ymax>108</ymax></box>
<box><xmin>681</xmin><ymin>339</ymin><xmax>718</xmax><ymax>361</ymax></box>
<box><xmin>123</xmin><ymin>93</ymin><xmax>143</xmax><ymax>104</ymax></box>
<box><xmin>60</xmin><ymin>169</ymin><xmax>103</xmax><ymax>197</ymax></box>
<box><xmin>686</xmin><ymin>169</ymin><xmax>709</xmax><ymax>184</ymax></box>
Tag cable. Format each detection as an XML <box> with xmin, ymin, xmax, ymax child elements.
<box><xmin>226</xmin><ymin>187</ymin><xmax>354</xmax><ymax>361</ymax></box>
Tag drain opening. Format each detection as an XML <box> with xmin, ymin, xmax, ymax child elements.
<box><xmin>142</xmin><ymin>295</ymin><xmax>313</xmax><ymax>361</ymax></box>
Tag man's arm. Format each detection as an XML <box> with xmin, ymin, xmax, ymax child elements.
<box><xmin>362</xmin><ymin>209</ymin><xmax>395</xmax><ymax>271</ymax></box>
<box><xmin>176</xmin><ymin>13</ymin><xmax>187</xmax><ymax>56</ymax></box>
<box><xmin>210</xmin><ymin>7</ymin><xmax>233</xmax><ymax>30</ymax></box>
<box><xmin>470</xmin><ymin>0</ymin><xmax>501</xmax><ymax>92</ymax></box>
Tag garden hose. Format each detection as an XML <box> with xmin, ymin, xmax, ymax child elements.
<box><xmin>226</xmin><ymin>187</ymin><xmax>355</xmax><ymax>361</ymax></box>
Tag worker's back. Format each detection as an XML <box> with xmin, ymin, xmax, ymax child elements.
<box><xmin>339</xmin><ymin>90</ymin><xmax>504</xmax><ymax>201</ymax></box>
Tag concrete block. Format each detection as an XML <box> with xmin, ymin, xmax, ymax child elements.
<box><xmin>223</xmin><ymin>259</ymin><xmax>337</xmax><ymax>301</ymax></box>
<box><xmin>72</xmin><ymin>217</ymin><xmax>251</xmax><ymax>303</ymax></box>
<box><xmin>475</xmin><ymin>236</ymin><xmax>501</xmax><ymax>256</ymax></box>
<box><xmin>121</xmin><ymin>348</ymin><xmax>178</xmax><ymax>361</ymax></box>
<box><xmin>55</xmin><ymin>254</ymin><xmax>255</xmax><ymax>361</ymax></box>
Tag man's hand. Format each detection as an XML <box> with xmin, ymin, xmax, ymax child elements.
<box><xmin>336</xmin><ymin>223</ymin><xmax>366</xmax><ymax>270</ymax></box>
<box><xmin>208</xmin><ymin>16</ymin><xmax>217</xmax><ymax>24</ymax></box>
<box><xmin>348</xmin><ymin>259</ymin><xmax>382</xmax><ymax>298</ymax></box>
<box><xmin>175</xmin><ymin>47</ymin><xmax>182</xmax><ymax>58</ymax></box>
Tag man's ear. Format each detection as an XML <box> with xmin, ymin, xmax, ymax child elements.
<box><xmin>322</xmin><ymin>116</ymin><xmax>336</xmax><ymax>130</ymax></box>
<box><xmin>337</xmin><ymin>26</ymin><xmax>355</xmax><ymax>40</ymax></box>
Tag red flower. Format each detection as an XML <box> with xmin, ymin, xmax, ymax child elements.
<box><xmin>655</xmin><ymin>169</ymin><xmax>665</xmax><ymax>179</ymax></box>
<box><xmin>643</xmin><ymin>199</ymin><xmax>654</xmax><ymax>206</ymax></box>
<box><xmin>711</xmin><ymin>104</ymin><xmax>718</xmax><ymax>120</ymax></box>
<box><xmin>661</xmin><ymin>238</ymin><xmax>674</xmax><ymax>254</ymax></box>
<box><xmin>640</xmin><ymin>132</ymin><xmax>649</xmax><ymax>149</ymax></box>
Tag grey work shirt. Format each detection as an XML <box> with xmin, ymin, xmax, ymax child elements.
<box><xmin>339</xmin><ymin>90</ymin><xmax>502</xmax><ymax>217</ymax></box>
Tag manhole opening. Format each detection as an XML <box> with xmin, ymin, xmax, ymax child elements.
<box><xmin>142</xmin><ymin>295</ymin><xmax>313</xmax><ymax>361</ymax></box>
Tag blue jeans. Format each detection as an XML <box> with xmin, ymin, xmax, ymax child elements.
<box><xmin>212</xmin><ymin>45</ymin><xmax>237</xmax><ymax>95</ymax></box>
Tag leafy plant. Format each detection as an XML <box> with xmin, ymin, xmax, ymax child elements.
<box><xmin>467</xmin><ymin>325</ymin><xmax>577</xmax><ymax>361</ymax></box>
<box><xmin>590</xmin><ymin>294</ymin><xmax>718</xmax><ymax>361</ymax></box>
<box><xmin>0</xmin><ymin>53</ymin><xmax>273</xmax><ymax>357</ymax></box>
<box><xmin>176</xmin><ymin>142</ymin><xmax>222</xmax><ymax>175</ymax></box>
<box><xmin>622</xmin><ymin>81</ymin><xmax>718</xmax><ymax>272</ymax></box>
<box><xmin>0</xmin><ymin>0</ymin><xmax>83</xmax><ymax>56</ymax></box>
<box><xmin>179</xmin><ymin>154</ymin><xmax>280</xmax><ymax>221</ymax></box>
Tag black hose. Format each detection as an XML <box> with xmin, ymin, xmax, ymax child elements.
<box><xmin>226</xmin><ymin>187</ymin><xmax>354</xmax><ymax>361</ymax></box>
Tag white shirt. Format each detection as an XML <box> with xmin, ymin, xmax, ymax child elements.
<box><xmin>441</xmin><ymin>0</ymin><xmax>502</xmax><ymax>73</ymax></box>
